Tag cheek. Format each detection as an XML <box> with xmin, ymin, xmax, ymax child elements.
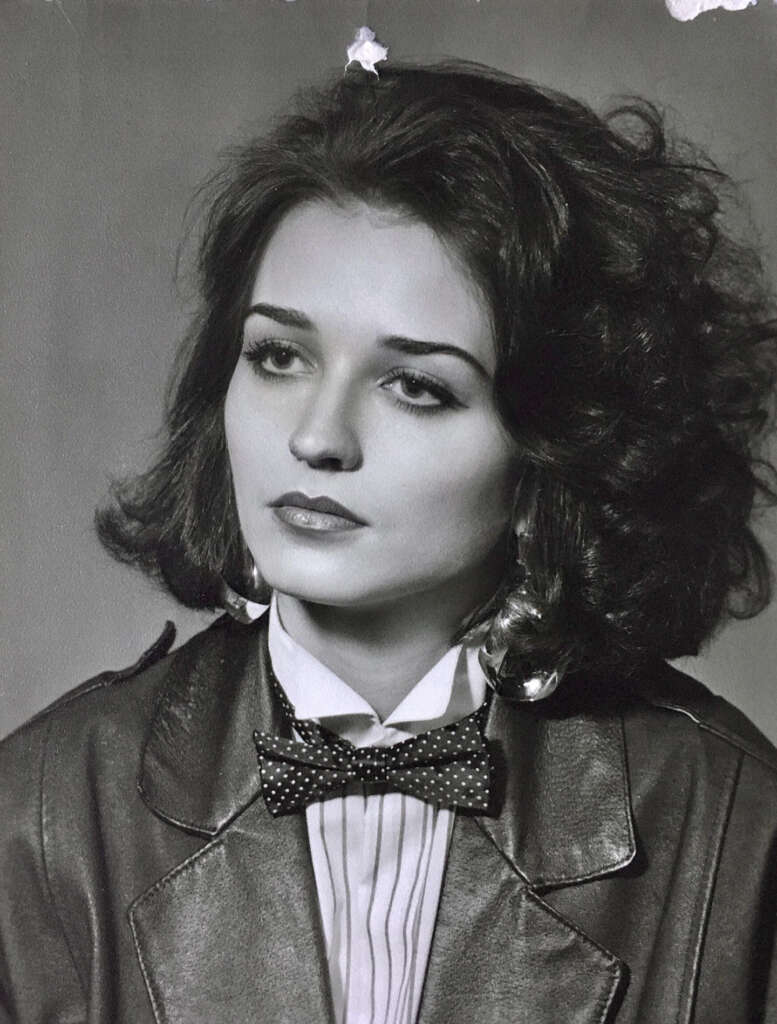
<box><xmin>224</xmin><ymin>370</ymin><xmax>286</xmax><ymax>488</ymax></box>
<box><xmin>387</xmin><ymin>419</ymin><xmax>518</xmax><ymax>538</ymax></box>
<box><xmin>224</xmin><ymin>375</ymin><xmax>252</xmax><ymax>490</ymax></box>
<box><xmin>224</xmin><ymin>371</ymin><xmax>276</xmax><ymax>511</ymax></box>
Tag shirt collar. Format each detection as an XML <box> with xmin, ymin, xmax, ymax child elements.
<box><xmin>267</xmin><ymin>593</ymin><xmax>486</xmax><ymax>734</ymax></box>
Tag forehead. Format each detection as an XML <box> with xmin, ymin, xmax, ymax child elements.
<box><xmin>250</xmin><ymin>200</ymin><xmax>496</xmax><ymax>371</ymax></box>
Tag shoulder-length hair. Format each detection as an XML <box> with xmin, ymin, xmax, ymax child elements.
<box><xmin>97</xmin><ymin>61</ymin><xmax>777</xmax><ymax>681</ymax></box>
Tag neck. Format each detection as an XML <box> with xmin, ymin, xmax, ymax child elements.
<box><xmin>275</xmin><ymin>575</ymin><xmax>496</xmax><ymax>721</ymax></box>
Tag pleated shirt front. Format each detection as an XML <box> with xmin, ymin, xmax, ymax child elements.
<box><xmin>267</xmin><ymin>596</ymin><xmax>487</xmax><ymax>1024</ymax></box>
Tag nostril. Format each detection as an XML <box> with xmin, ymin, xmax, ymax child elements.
<box><xmin>288</xmin><ymin>433</ymin><xmax>362</xmax><ymax>471</ymax></box>
<box><xmin>289</xmin><ymin>444</ymin><xmax>346</xmax><ymax>471</ymax></box>
<box><xmin>311</xmin><ymin>455</ymin><xmax>346</xmax><ymax>471</ymax></box>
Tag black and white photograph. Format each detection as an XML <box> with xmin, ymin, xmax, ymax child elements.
<box><xmin>2</xmin><ymin>1</ymin><xmax>777</xmax><ymax>1020</ymax></box>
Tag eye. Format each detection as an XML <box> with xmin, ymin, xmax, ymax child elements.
<box><xmin>243</xmin><ymin>338</ymin><xmax>310</xmax><ymax>378</ymax></box>
<box><xmin>380</xmin><ymin>370</ymin><xmax>460</xmax><ymax>413</ymax></box>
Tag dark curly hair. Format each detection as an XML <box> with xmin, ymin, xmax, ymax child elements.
<box><xmin>96</xmin><ymin>60</ymin><xmax>777</xmax><ymax>682</ymax></box>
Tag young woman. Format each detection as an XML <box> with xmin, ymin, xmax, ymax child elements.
<box><xmin>2</xmin><ymin>58</ymin><xmax>776</xmax><ymax>1024</ymax></box>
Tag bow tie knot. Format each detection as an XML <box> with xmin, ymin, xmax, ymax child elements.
<box><xmin>349</xmin><ymin>747</ymin><xmax>392</xmax><ymax>783</ymax></box>
<box><xmin>253</xmin><ymin>713</ymin><xmax>492</xmax><ymax>817</ymax></box>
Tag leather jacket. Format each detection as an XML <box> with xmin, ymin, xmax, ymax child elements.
<box><xmin>1</xmin><ymin>612</ymin><xmax>776</xmax><ymax>1023</ymax></box>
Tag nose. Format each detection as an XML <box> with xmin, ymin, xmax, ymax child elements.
<box><xmin>288</xmin><ymin>381</ymin><xmax>362</xmax><ymax>471</ymax></box>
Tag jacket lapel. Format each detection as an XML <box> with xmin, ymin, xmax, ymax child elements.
<box><xmin>419</xmin><ymin>691</ymin><xmax>635</xmax><ymax>1024</ymax></box>
<box><xmin>131</xmin><ymin>615</ymin><xmax>334</xmax><ymax>1024</ymax></box>
<box><xmin>129</xmin><ymin>798</ymin><xmax>332</xmax><ymax>1024</ymax></box>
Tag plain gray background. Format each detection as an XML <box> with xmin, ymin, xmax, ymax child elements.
<box><xmin>1</xmin><ymin>0</ymin><xmax>776</xmax><ymax>740</ymax></box>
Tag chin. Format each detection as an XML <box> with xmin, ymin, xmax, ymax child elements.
<box><xmin>257</xmin><ymin>555</ymin><xmax>437</xmax><ymax>610</ymax></box>
<box><xmin>257</xmin><ymin>558</ymin><xmax>379</xmax><ymax>607</ymax></box>
<box><xmin>251</xmin><ymin>534</ymin><xmax>481</xmax><ymax>610</ymax></box>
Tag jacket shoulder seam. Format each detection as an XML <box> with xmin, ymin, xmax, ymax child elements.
<box><xmin>646</xmin><ymin>697</ymin><xmax>777</xmax><ymax>775</ymax></box>
<box><xmin>700</xmin><ymin>721</ymin><xmax>777</xmax><ymax>775</ymax></box>
<box><xmin>6</xmin><ymin>622</ymin><xmax>177</xmax><ymax>740</ymax></box>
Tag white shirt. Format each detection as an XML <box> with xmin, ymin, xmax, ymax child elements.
<box><xmin>267</xmin><ymin>596</ymin><xmax>487</xmax><ymax>1024</ymax></box>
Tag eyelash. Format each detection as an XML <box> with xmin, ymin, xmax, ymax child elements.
<box><xmin>379</xmin><ymin>368</ymin><xmax>459</xmax><ymax>415</ymax></box>
<box><xmin>242</xmin><ymin>338</ymin><xmax>461</xmax><ymax>416</ymax></box>
<box><xmin>243</xmin><ymin>338</ymin><xmax>307</xmax><ymax>379</ymax></box>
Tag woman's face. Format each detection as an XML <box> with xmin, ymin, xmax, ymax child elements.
<box><xmin>225</xmin><ymin>200</ymin><xmax>520</xmax><ymax>614</ymax></box>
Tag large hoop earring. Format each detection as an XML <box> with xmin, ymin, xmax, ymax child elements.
<box><xmin>477</xmin><ymin>529</ymin><xmax>566</xmax><ymax>702</ymax></box>
<box><xmin>220</xmin><ymin>561</ymin><xmax>265</xmax><ymax>624</ymax></box>
<box><xmin>478</xmin><ymin>642</ymin><xmax>565</xmax><ymax>702</ymax></box>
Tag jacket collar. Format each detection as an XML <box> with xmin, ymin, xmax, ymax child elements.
<box><xmin>138</xmin><ymin>612</ymin><xmax>635</xmax><ymax>886</ymax></box>
<box><xmin>138</xmin><ymin>614</ymin><xmax>271</xmax><ymax>836</ymax></box>
<box><xmin>480</xmin><ymin>687</ymin><xmax>635</xmax><ymax>887</ymax></box>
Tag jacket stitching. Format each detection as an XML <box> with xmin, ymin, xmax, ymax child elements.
<box><xmin>674</xmin><ymin>748</ymin><xmax>742</xmax><ymax>1024</ymax></box>
<box><xmin>128</xmin><ymin>837</ymin><xmax>227</xmax><ymax>1024</ymax></box>
<box><xmin>598</xmin><ymin>969</ymin><xmax>622</xmax><ymax>1024</ymax></box>
<box><xmin>40</xmin><ymin>714</ymin><xmax>89</xmax><ymax>1006</ymax></box>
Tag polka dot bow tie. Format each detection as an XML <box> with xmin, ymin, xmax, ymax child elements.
<box><xmin>252</xmin><ymin>702</ymin><xmax>492</xmax><ymax>817</ymax></box>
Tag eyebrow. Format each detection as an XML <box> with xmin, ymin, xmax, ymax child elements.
<box><xmin>380</xmin><ymin>336</ymin><xmax>489</xmax><ymax>379</ymax></box>
<box><xmin>245</xmin><ymin>302</ymin><xmax>490</xmax><ymax>379</ymax></box>
<box><xmin>245</xmin><ymin>303</ymin><xmax>313</xmax><ymax>330</ymax></box>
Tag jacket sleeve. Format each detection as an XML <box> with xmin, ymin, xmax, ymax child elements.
<box><xmin>0</xmin><ymin>718</ymin><xmax>86</xmax><ymax>1023</ymax></box>
<box><xmin>695</xmin><ymin>748</ymin><xmax>777</xmax><ymax>1024</ymax></box>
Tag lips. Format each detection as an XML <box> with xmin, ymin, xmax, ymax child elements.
<box><xmin>269</xmin><ymin>491</ymin><xmax>367</xmax><ymax>526</ymax></box>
